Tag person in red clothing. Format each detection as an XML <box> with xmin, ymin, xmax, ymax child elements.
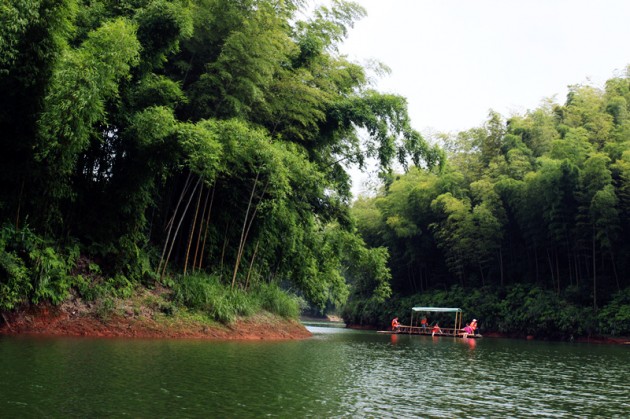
<box><xmin>420</xmin><ymin>316</ymin><xmax>428</xmax><ymax>331</ymax></box>
<box><xmin>431</xmin><ymin>323</ymin><xmax>442</xmax><ymax>336</ymax></box>
<box><xmin>462</xmin><ymin>323</ymin><xmax>473</xmax><ymax>338</ymax></box>
<box><xmin>470</xmin><ymin>319</ymin><xmax>478</xmax><ymax>335</ymax></box>
<box><xmin>391</xmin><ymin>317</ymin><xmax>400</xmax><ymax>331</ymax></box>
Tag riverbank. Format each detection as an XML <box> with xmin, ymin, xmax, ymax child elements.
<box><xmin>0</xmin><ymin>287</ymin><xmax>312</xmax><ymax>340</ymax></box>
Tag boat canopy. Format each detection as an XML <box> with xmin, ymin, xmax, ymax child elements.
<box><xmin>410</xmin><ymin>307</ymin><xmax>463</xmax><ymax>331</ymax></box>
<box><xmin>411</xmin><ymin>307</ymin><xmax>462</xmax><ymax>313</ymax></box>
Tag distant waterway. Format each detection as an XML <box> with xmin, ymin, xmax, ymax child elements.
<box><xmin>1</xmin><ymin>326</ymin><xmax>628</xmax><ymax>417</ymax></box>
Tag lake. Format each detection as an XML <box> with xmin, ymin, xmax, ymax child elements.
<box><xmin>1</xmin><ymin>325</ymin><xmax>628</xmax><ymax>417</ymax></box>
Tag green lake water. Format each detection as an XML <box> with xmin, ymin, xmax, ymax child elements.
<box><xmin>1</xmin><ymin>325</ymin><xmax>629</xmax><ymax>418</ymax></box>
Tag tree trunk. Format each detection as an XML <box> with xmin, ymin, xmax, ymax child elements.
<box><xmin>546</xmin><ymin>248</ymin><xmax>555</xmax><ymax>288</ymax></box>
<box><xmin>555</xmin><ymin>250</ymin><xmax>561</xmax><ymax>294</ymax></box>
<box><xmin>232</xmin><ymin>171</ymin><xmax>260</xmax><ymax>290</ymax></box>
<box><xmin>534</xmin><ymin>246</ymin><xmax>540</xmax><ymax>282</ymax></box>
<box><xmin>592</xmin><ymin>226</ymin><xmax>597</xmax><ymax>310</ymax></box>
<box><xmin>15</xmin><ymin>178</ymin><xmax>24</xmax><ymax>230</ymax></box>
<box><xmin>498</xmin><ymin>248</ymin><xmax>504</xmax><ymax>287</ymax></box>
<box><xmin>245</xmin><ymin>240</ymin><xmax>260</xmax><ymax>291</ymax></box>
<box><xmin>184</xmin><ymin>183</ymin><xmax>204</xmax><ymax>275</ymax></box>
<box><xmin>573</xmin><ymin>253</ymin><xmax>581</xmax><ymax>287</ymax></box>
<box><xmin>157</xmin><ymin>172</ymin><xmax>192</xmax><ymax>276</ymax></box>
<box><xmin>192</xmin><ymin>186</ymin><xmax>211</xmax><ymax>273</ymax></box>
<box><xmin>197</xmin><ymin>185</ymin><xmax>215</xmax><ymax>272</ymax></box>
<box><xmin>220</xmin><ymin>223</ymin><xmax>229</xmax><ymax>282</ymax></box>
<box><xmin>161</xmin><ymin>176</ymin><xmax>202</xmax><ymax>280</ymax></box>
<box><xmin>232</xmin><ymin>174</ymin><xmax>269</xmax><ymax>290</ymax></box>
<box><xmin>610</xmin><ymin>251</ymin><xmax>620</xmax><ymax>291</ymax></box>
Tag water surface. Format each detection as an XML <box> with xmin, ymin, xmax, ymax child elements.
<box><xmin>1</xmin><ymin>326</ymin><xmax>628</xmax><ymax>417</ymax></box>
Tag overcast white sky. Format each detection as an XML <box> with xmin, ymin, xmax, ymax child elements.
<box><xmin>331</xmin><ymin>0</ymin><xmax>630</xmax><ymax>195</ymax></box>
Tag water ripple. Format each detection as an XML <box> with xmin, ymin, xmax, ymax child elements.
<box><xmin>1</xmin><ymin>331</ymin><xmax>629</xmax><ymax>417</ymax></box>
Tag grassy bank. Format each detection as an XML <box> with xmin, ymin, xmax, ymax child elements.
<box><xmin>0</xmin><ymin>282</ymin><xmax>311</xmax><ymax>340</ymax></box>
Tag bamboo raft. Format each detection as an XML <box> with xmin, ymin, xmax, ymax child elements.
<box><xmin>377</xmin><ymin>326</ymin><xmax>482</xmax><ymax>338</ymax></box>
<box><xmin>378</xmin><ymin>306</ymin><xmax>482</xmax><ymax>338</ymax></box>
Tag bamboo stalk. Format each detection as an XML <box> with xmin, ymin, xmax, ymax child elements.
<box><xmin>157</xmin><ymin>172</ymin><xmax>192</xmax><ymax>276</ymax></box>
<box><xmin>1</xmin><ymin>313</ymin><xmax>13</xmax><ymax>331</ymax></box>
<box><xmin>244</xmin><ymin>240</ymin><xmax>260</xmax><ymax>291</ymax></box>
<box><xmin>197</xmin><ymin>186</ymin><xmax>215</xmax><ymax>272</ymax></box>
<box><xmin>232</xmin><ymin>171</ymin><xmax>260</xmax><ymax>289</ymax></box>
<box><xmin>234</xmin><ymin>177</ymin><xmax>269</xmax><ymax>285</ymax></box>
<box><xmin>192</xmin><ymin>187</ymin><xmax>211</xmax><ymax>273</ymax></box>
<box><xmin>15</xmin><ymin>178</ymin><xmax>24</xmax><ymax>230</ymax></box>
<box><xmin>184</xmin><ymin>183</ymin><xmax>204</xmax><ymax>275</ymax></box>
<box><xmin>220</xmin><ymin>223</ymin><xmax>229</xmax><ymax>282</ymax></box>
<box><xmin>161</xmin><ymin>176</ymin><xmax>202</xmax><ymax>280</ymax></box>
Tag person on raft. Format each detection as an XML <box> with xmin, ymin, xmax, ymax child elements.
<box><xmin>431</xmin><ymin>323</ymin><xmax>442</xmax><ymax>336</ymax></box>
<box><xmin>462</xmin><ymin>323</ymin><xmax>473</xmax><ymax>338</ymax></box>
<box><xmin>470</xmin><ymin>319</ymin><xmax>478</xmax><ymax>335</ymax></box>
<box><xmin>391</xmin><ymin>317</ymin><xmax>400</xmax><ymax>331</ymax></box>
<box><xmin>420</xmin><ymin>316</ymin><xmax>428</xmax><ymax>331</ymax></box>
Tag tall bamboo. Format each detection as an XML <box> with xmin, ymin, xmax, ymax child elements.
<box><xmin>197</xmin><ymin>186</ymin><xmax>215</xmax><ymax>272</ymax></box>
<box><xmin>183</xmin><ymin>183</ymin><xmax>204</xmax><ymax>275</ymax></box>
<box><xmin>157</xmin><ymin>172</ymin><xmax>192</xmax><ymax>276</ymax></box>
<box><xmin>192</xmin><ymin>187</ymin><xmax>211</xmax><ymax>273</ymax></box>
<box><xmin>244</xmin><ymin>240</ymin><xmax>260</xmax><ymax>291</ymax></box>
<box><xmin>232</xmin><ymin>171</ymin><xmax>260</xmax><ymax>289</ymax></box>
<box><xmin>220</xmin><ymin>223</ymin><xmax>229</xmax><ymax>282</ymax></box>
<box><xmin>161</xmin><ymin>176</ymin><xmax>202</xmax><ymax>280</ymax></box>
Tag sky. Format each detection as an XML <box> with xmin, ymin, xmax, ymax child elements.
<box><xmin>328</xmin><ymin>0</ymin><xmax>630</xmax><ymax>195</ymax></box>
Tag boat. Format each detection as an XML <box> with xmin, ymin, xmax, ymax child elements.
<box><xmin>378</xmin><ymin>306</ymin><xmax>481</xmax><ymax>338</ymax></box>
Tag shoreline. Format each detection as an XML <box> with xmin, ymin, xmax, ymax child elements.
<box><xmin>0</xmin><ymin>294</ymin><xmax>312</xmax><ymax>341</ymax></box>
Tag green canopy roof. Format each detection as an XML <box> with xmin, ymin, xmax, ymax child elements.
<box><xmin>411</xmin><ymin>307</ymin><xmax>462</xmax><ymax>313</ymax></box>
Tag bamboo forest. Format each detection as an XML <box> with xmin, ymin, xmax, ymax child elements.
<box><xmin>2</xmin><ymin>0</ymin><xmax>630</xmax><ymax>340</ymax></box>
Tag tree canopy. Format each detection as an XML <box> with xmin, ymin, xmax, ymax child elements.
<box><xmin>0</xmin><ymin>0</ymin><xmax>442</xmax><ymax>312</ymax></box>
<box><xmin>352</xmin><ymin>74</ymin><xmax>630</xmax><ymax>317</ymax></box>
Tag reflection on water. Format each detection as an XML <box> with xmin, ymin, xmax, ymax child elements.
<box><xmin>0</xmin><ymin>327</ymin><xmax>629</xmax><ymax>417</ymax></box>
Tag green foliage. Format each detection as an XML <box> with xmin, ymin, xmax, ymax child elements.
<box><xmin>172</xmin><ymin>273</ymin><xmax>302</xmax><ymax>323</ymax></box>
<box><xmin>340</xmin><ymin>297</ymin><xmax>387</xmax><ymax>327</ymax></box>
<box><xmin>0</xmin><ymin>245</ymin><xmax>31</xmax><ymax>310</ymax></box>
<box><xmin>96</xmin><ymin>297</ymin><xmax>116</xmax><ymax>321</ymax></box>
<box><xmin>255</xmin><ymin>282</ymin><xmax>303</xmax><ymax>319</ymax></box>
<box><xmin>102</xmin><ymin>274</ymin><xmax>135</xmax><ymax>299</ymax></box>
<box><xmin>0</xmin><ymin>224</ymin><xmax>77</xmax><ymax>309</ymax></box>
<box><xmin>350</xmin><ymin>69</ymin><xmax>630</xmax><ymax>332</ymax></box>
<box><xmin>135</xmin><ymin>0</ymin><xmax>193</xmax><ymax>70</ymax></box>
<box><xmin>0</xmin><ymin>0</ymin><xmax>76</xmax><ymax>77</ymax></box>
<box><xmin>173</xmin><ymin>274</ymin><xmax>238</xmax><ymax>323</ymax></box>
<box><xmin>35</xmin><ymin>17</ymin><xmax>141</xmax><ymax>222</ymax></box>
<box><xmin>1</xmin><ymin>0</ymin><xmax>439</xmax><ymax>316</ymax></box>
<box><xmin>13</xmin><ymin>0</ymin><xmax>630</xmax><ymax>342</ymax></box>
<box><xmin>344</xmin><ymin>284</ymin><xmax>597</xmax><ymax>339</ymax></box>
<box><xmin>598</xmin><ymin>288</ymin><xmax>630</xmax><ymax>336</ymax></box>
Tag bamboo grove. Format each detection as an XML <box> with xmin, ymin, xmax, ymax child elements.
<box><xmin>350</xmin><ymin>79</ymin><xmax>630</xmax><ymax>336</ymax></box>
<box><xmin>0</xmin><ymin>0</ymin><xmax>443</xmax><ymax>312</ymax></box>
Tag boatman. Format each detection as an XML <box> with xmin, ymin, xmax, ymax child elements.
<box><xmin>431</xmin><ymin>323</ymin><xmax>442</xmax><ymax>336</ymax></box>
<box><xmin>421</xmin><ymin>316</ymin><xmax>428</xmax><ymax>331</ymax></box>
<box><xmin>391</xmin><ymin>317</ymin><xmax>400</xmax><ymax>331</ymax></box>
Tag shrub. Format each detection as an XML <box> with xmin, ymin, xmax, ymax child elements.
<box><xmin>598</xmin><ymin>288</ymin><xmax>630</xmax><ymax>336</ymax></box>
<box><xmin>0</xmin><ymin>248</ymin><xmax>31</xmax><ymax>310</ymax></box>
<box><xmin>0</xmin><ymin>224</ymin><xmax>78</xmax><ymax>308</ymax></box>
<box><xmin>173</xmin><ymin>274</ymin><xmax>241</xmax><ymax>323</ymax></box>
<box><xmin>254</xmin><ymin>283</ymin><xmax>301</xmax><ymax>319</ymax></box>
<box><xmin>172</xmin><ymin>274</ymin><xmax>303</xmax><ymax>323</ymax></box>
